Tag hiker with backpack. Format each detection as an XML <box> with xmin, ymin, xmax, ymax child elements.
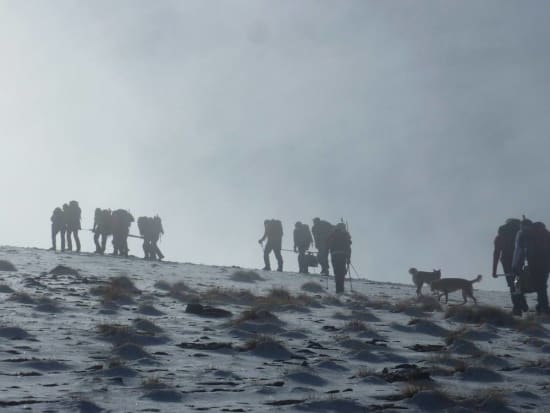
<box><xmin>50</xmin><ymin>206</ymin><xmax>66</xmax><ymax>251</ymax></box>
<box><xmin>93</xmin><ymin>208</ymin><xmax>112</xmax><ymax>254</ymax></box>
<box><xmin>66</xmin><ymin>200</ymin><xmax>82</xmax><ymax>252</ymax></box>
<box><xmin>258</xmin><ymin>219</ymin><xmax>283</xmax><ymax>271</ymax></box>
<box><xmin>111</xmin><ymin>209</ymin><xmax>134</xmax><ymax>257</ymax></box>
<box><xmin>327</xmin><ymin>222</ymin><xmax>352</xmax><ymax>294</ymax></box>
<box><xmin>493</xmin><ymin>218</ymin><xmax>528</xmax><ymax>316</ymax></box>
<box><xmin>137</xmin><ymin>215</ymin><xmax>165</xmax><ymax>260</ymax></box>
<box><xmin>294</xmin><ymin>221</ymin><xmax>313</xmax><ymax>274</ymax></box>
<box><xmin>312</xmin><ymin>217</ymin><xmax>334</xmax><ymax>276</ymax></box>
<box><xmin>513</xmin><ymin>218</ymin><xmax>550</xmax><ymax>315</ymax></box>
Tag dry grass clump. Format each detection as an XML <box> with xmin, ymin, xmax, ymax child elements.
<box><xmin>464</xmin><ymin>387</ymin><xmax>511</xmax><ymax>411</ymax></box>
<box><xmin>321</xmin><ymin>295</ymin><xmax>343</xmax><ymax>306</ymax></box>
<box><xmin>230</xmin><ymin>270</ymin><xmax>264</xmax><ymax>283</ymax></box>
<box><xmin>445</xmin><ymin>305</ymin><xmax>517</xmax><ymax>327</ymax></box>
<box><xmin>400</xmin><ymin>384</ymin><xmax>432</xmax><ymax>399</ymax></box>
<box><xmin>355</xmin><ymin>367</ymin><xmax>376</xmax><ymax>378</ymax></box>
<box><xmin>255</xmin><ymin>288</ymin><xmax>320</xmax><ymax>310</ymax></box>
<box><xmin>91</xmin><ymin>276</ymin><xmax>140</xmax><ymax>305</ymax></box>
<box><xmin>232</xmin><ymin>307</ymin><xmax>280</xmax><ymax>325</ymax></box>
<box><xmin>446</xmin><ymin>305</ymin><xmax>547</xmax><ymax>336</ymax></box>
<box><xmin>426</xmin><ymin>353</ymin><xmax>468</xmax><ymax>373</ymax></box>
<box><xmin>153</xmin><ymin>280</ymin><xmax>171</xmax><ymax>291</ymax></box>
<box><xmin>98</xmin><ymin>323</ymin><xmax>132</xmax><ymax>338</ymax></box>
<box><xmin>301</xmin><ymin>281</ymin><xmax>325</xmax><ymax>293</ymax></box>
<box><xmin>394</xmin><ymin>295</ymin><xmax>443</xmax><ymax>313</ymax></box>
<box><xmin>444</xmin><ymin>325</ymin><xmax>470</xmax><ymax>345</ymax></box>
<box><xmin>8</xmin><ymin>291</ymin><xmax>35</xmax><ymax>304</ymax></box>
<box><xmin>524</xmin><ymin>358</ymin><xmax>550</xmax><ymax>368</ymax></box>
<box><xmin>240</xmin><ymin>334</ymin><xmax>292</xmax><ymax>359</ymax></box>
<box><xmin>199</xmin><ymin>287</ymin><xmax>257</xmax><ymax>305</ymax></box>
<box><xmin>142</xmin><ymin>376</ymin><xmax>168</xmax><ymax>390</ymax></box>
<box><xmin>168</xmin><ymin>281</ymin><xmax>198</xmax><ymax>302</ymax></box>
<box><xmin>350</xmin><ymin>292</ymin><xmax>394</xmax><ymax>311</ymax></box>
<box><xmin>133</xmin><ymin>318</ymin><xmax>163</xmax><ymax>333</ymax></box>
<box><xmin>342</xmin><ymin>320</ymin><xmax>369</xmax><ymax>332</ymax></box>
<box><xmin>242</xmin><ymin>334</ymin><xmax>285</xmax><ymax>351</ymax></box>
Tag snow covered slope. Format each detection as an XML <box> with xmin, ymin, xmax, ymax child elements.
<box><xmin>0</xmin><ymin>246</ymin><xmax>548</xmax><ymax>412</ymax></box>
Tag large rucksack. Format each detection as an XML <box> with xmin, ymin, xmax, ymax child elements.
<box><xmin>137</xmin><ymin>216</ymin><xmax>149</xmax><ymax>236</ymax></box>
<box><xmin>525</xmin><ymin>222</ymin><xmax>550</xmax><ymax>270</ymax></box>
<box><xmin>269</xmin><ymin>219</ymin><xmax>283</xmax><ymax>239</ymax></box>
<box><xmin>498</xmin><ymin>219</ymin><xmax>520</xmax><ymax>251</ymax></box>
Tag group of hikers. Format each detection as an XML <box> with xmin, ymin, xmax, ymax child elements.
<box><xmin>259</xmin><ymin>217</ymin><xmax>352</xmax><ymax>293</ymax></box>
<box><xmin>50</xmin><ymin>202</ymin><xmax>164</xmax><ymax>261</ymax></box>
<box><xmin>493</xmin><ymin>216</ymin><xmax>550</xmax><ymax>315</ymax></box>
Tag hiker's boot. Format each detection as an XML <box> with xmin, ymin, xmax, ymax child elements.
<box><xmin>512</xmin><ymin>307</ymin><xmax>523</xmax><ymax>317</ymax></box>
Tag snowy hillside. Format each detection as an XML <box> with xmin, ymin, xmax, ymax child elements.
<box><xmin>0</xmin><ymin>246</ymin><xmax>548</xmax><ymax>412</ymax></box>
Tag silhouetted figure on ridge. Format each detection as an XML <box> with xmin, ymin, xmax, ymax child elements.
<box><xmin>327</xmin><ymin>222</ymin><xmax>352</xmax><ymax>294</ymax></box>
<box><xmin>513</xmin><ymin>218</ymin><xmax>550</xmax><ymax>315</ymax></box>
<box><xmin>294</xmin><ymin>221</ymin><xmax>313</xmax><ymax>274</ymax></box>
<box><xmin>93</xmin><ymin>208</ymin><xmax>112</xmax><ymax>254</ymax></box>
<box><xmin>312</xmin><ymin>217</ymin><xmax>333</xmax><ymax>276</ymax></box>
<box><xmin>258</xmin><ymin>219</ymin><xmax>283</xmax><ymax>271</ymax></box>
<box><xmin>65</xmin><ymin>200</ymin><xmax>82</xmax><ymax>252</ymax></box>
<box><xmin>493</xmin><ymin>218</ymin><xmax>528</xmax><ymax>316</ymax></box>
<box><xmin>50</xmin><ymin>207</ymin><xmax>66</xmax><ymax>251</ymax></box>
<box><xmin>112</xmin><ymin>209</ymin><xmax>134</xmax><ymax>257</ymax></box>
<box><xmin>137</xmin><ymin>215</ymin><xmax>165</xmax><ymax>261</ymax></box>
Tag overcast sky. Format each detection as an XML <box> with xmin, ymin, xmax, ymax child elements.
<box><xmin>1</xmin><ymin>1</ymin><xmax>550</xmax><ymax>291</ymax></box>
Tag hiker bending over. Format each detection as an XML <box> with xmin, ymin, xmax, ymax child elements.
<box><xmin>312</xmin><ymin>217</ymin><xmax>333</xmax><ymax>276</ymax></box>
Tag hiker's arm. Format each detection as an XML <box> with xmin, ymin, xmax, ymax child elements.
<box><xmin>492</xmin><ymin>236</ymin><xmax>501</xmax><ymax>277</ymax></box>
<box><xmin>258</xmin><ymin>229</ymin><xmax>267</xmax><ymax>244</ymax></box>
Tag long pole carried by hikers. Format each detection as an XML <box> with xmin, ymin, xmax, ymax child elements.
<box><xmin>343</xmin><ymin>218</ymin><xmax>353</xmax><ymax>292</ymax></box>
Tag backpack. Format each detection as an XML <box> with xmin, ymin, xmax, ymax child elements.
<box><xmin>152</xmin><ymin>216</ymin><xmax>163</xmax><ymax>235</ymax></box>
<box><xmin>525</xmin><ymin>222</ymin><xmax>550</xmax><ymax>269</ymax></box>
<box><xmin>137</xmin><ymin>217</ymin><xmax>149</xmax><ymax>236</ymax></box>
<box><xmin>498</xmin><ymin>219</ymin><xmax>520</xmax><ymax>248</ymax></box>
<box><xmin>269</xmin><ymin>219</ymin><xmax>283</xmax><ymax>238</ymax></box>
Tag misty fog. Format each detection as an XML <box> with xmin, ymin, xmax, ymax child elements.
<box><xmin>1</xmin><ymin>1</ymin><xmax>550</xmax><ymax>291</ymax></box>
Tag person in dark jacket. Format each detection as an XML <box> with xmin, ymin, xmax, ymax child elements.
<box><xmin>327</xmin><ymin>223</ymin><xmax>352</xmax><ymax>294</ymax></box>
<box><xmin>258</xmin><ymin>219</ymin><xmax>283</xmax><ymax>271</ymax></box>
<box><xmin>294</xmin><ymin>221</ymin><xmax>313</xmax><ymax>274</ymax></box>
<box><xmin>493</xmin><ymin>218</ymin><xmax>528</xmax><ymax>315</ymax></box>
<box><xmin>66</xmin><ymin>200</ymin><xmax>82</xmax><ymax>252</ymax></box>
<box><xmin>50</xmin><ymin>207</ymin><xmax>66</xmax><ymax>251</ymax></box>
<box><xmin>312</xmin><ymin>217</ymin><xmax>333</xmax><ymax>276</ymax></box>
<box><xmin>93</xmin><ymin>208</ymin><xmax>112</xmax><ymax>254</ymax></box>
<box><xmin>112</xmin><ymin>209</ymin><xmax>134</xmax><ymax>257</ymax></box>
<box><xmin>513</xmin><ymin>218</ymin><xmax>550</xmax><ymax>315</ymax></box>
<box><xmin>137</xmin><ymin>216</ymin><xmax>165</xmax><ymax>261</ymax></box>
<box><xmin>93</xmin><ymin>208</ymin><xmax>102</xmax><ymax>253</ymax></box>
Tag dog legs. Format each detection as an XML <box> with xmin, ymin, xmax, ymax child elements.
<box><xmin>416</xmin><ymin>282</ymin><xmax>423</xmax><ymax>296</ymax></box>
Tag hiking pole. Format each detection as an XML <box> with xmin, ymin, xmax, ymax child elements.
<box><xmin>345</xmin><ymin>219</ymin><xmax>353</xmax><ymax>292</ymax></box>
<box><xmin>347</xmin><ymin>261</ymin><xmax>353</xmax><ymax>292</ymax></box>
<box><xmin>350</xmin><ymin>263</ymin><xmax>361</xmax><ymax>278</ymax></box>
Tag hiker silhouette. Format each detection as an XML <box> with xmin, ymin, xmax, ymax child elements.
<box><xmin>258</xmin><ymin>219</ymin><xmax>283</xmax><ymax>271</ymax></box>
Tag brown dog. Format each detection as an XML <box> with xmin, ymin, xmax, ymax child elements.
<box><xmin>409</xmin><ymin>268</ymin><xmax>441</xmax><ymax>296</ymax></box>
<box><xmin>430</xmin><ymin>275</ymin><xmax>482</xmax><ymax>304</ymax></box>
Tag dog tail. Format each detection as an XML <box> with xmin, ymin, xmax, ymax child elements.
<box><xmin>470</xmin><ymin>274</ymin><xmax>482</xmax><ymax>284</ymax></box>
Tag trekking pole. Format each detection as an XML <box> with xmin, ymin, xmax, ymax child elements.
<box><xmin>345</xmin><ymin>219</ymin><xmax>353</xmax><ymax>292</ymax></box>
<box><xmin>281</xmin><ymin>248</ymin><xmax>297</xmax><ymax>253</ymax></box>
